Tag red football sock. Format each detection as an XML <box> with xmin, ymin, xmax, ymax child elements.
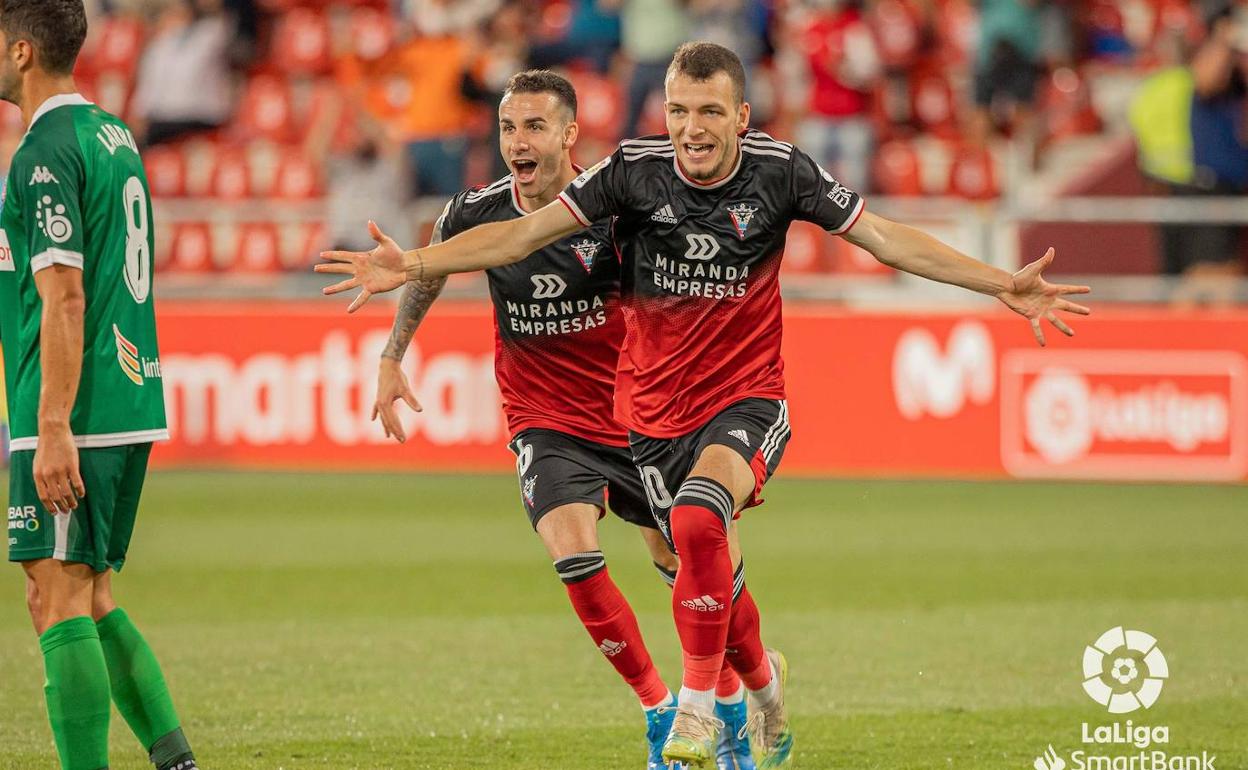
<box><xmin>725</xmin><ymin>587</ymin><xmax>771</xmax><ymax>690</ymax></box>
<box><xmin>565</xmin><ymin>569</ymin><xmax>670</xmax><ymax>708</ymax></box>
<box><xmin>716</xmin><ymin>660</ymin><xmax>744</xmax><ymax>699</ymax></box>
<box><xmin>670</xmin><ymin>502</ymin><xmax>734</xmax><ymax>692</ymax></box>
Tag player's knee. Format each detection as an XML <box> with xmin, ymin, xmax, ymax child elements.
<box><xmin>553</xmin><ymin>550</ymin><xmax>606</xmax><ymax>585</ymax></box>
<box><xmin>670</xmin><ymin>476</ymin><xmax>734</xmax><ymax>552</ymax></box>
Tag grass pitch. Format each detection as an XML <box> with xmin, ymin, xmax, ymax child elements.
<box><xmin>1</xmin><ymin>472</ymin><xmax>1245</xmax><ymax>769</ymax></box>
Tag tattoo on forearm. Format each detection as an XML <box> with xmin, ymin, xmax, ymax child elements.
<box><xmin>381</xmin><ymin>276</ymin><xmax>448</xmax><ymax>361</ymax></box>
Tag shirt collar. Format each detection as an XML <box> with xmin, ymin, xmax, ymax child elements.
<box><xmin>27</xmin><ymin>93</ymin><xmax>91</xmax><ymax>135</ymax></box>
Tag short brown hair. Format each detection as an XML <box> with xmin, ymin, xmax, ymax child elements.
<box><xmin>667</xmin><ymin>42</ymin><xmax>747</xmax><ymax>105</ymax></box>
<box><xmin>503</xmin><ymin>69</ymin><xmax>577</xmax><ymax>120</ymax></box>
<box><xmin>0</xmin><ymin>0</ymin><xmax>87</xmax><ymax>75</ymax></box>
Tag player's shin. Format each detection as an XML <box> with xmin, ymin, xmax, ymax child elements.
<box><xmin>556</xmin><ymin>552</ymin><xmax>671</xmax><ymax>709</ymax></box>
<box><xmin>39</xmin><ymin>616</ymin><xmax>111</xmax><ymax>770</ymax></box>
<box><xmin>725</xmin><ymin>586</ymin><xmax>772</xmax><ymax>698</ymax></box>
<box><xmin>670</xmin><ymin>477</ymin><xmax>737</xmax><ymax>716</ymax></box>
<box><xmin>96</xmin><ymin>608</ymin><xmax>197</xmax><ymax>770</ymax></box>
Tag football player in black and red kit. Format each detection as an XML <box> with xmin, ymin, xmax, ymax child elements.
<box><xmin>366</xmin><ymin>70</ymin><xmax>755</xmax><ymax>770</ymax></box>
<box><xmin>320</xmin><ymin>46</ymin><xmax>1091</xmax><ymax>768</ymax></box>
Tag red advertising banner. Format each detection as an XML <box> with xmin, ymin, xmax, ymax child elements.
<box><xmin>152</xmin><ymin>301</ymin><xmax>1248</xmax><ymax>482</ymax></box>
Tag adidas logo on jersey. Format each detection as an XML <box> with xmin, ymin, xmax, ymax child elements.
<box><xmin>729</xmin><ymin>429</ymin><xmax>750</xmax><ymax>446</ymax></box>
<box><xmin>28</xmin><ymin>166</ymin><xmax>59</xmax><ymax>186</ymax></box>
<box><xmin>651</xmin><ymin>204</ymin><xmax>678</xmax><ymax>224</ymax></box>
<box><xmin>681</xmin><ymin>595</ymin><xmax>725</xmax><ymax>612</ymax></box>
<box><xmin>598</xmin><ymin>639</ymin><xmax>628</xmax><ymax>657</ymax></box>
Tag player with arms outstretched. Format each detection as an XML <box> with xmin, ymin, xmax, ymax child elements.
<box><xmin>0</xmin><ymin>2</ymin><xmax>198</xmax><ymax>769</ymax></box>
<box><xmin>319</xmin><ymin>43</ymin><xmax>1090</xmax><ymax>768</ymax></box>
<box><xmin>370</xmin><ymin>70</ymin><xmax>756</xmax><ymax>770</ymax></box>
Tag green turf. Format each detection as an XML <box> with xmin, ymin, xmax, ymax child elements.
<box><xmin>1</xmin><ymin>472</ymin><xmax>1245</xmax><ymax>769</ymax></box>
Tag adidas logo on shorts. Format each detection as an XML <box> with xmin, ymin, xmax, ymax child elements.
<box><xmin>729</xmin><ymin>429</ymin><xmax>750</xmax><ymax>446</ymax></box>
<box><xmin>681</xmin><ymin>595</ymin><xmax>725</xmax><ymax>612</ymax></box>
<box><xmin>598</xmin><ymin>639</ymin><xmax>628</xmax><ymax>657</ymax></box>
<box><xmin>651</xmin><ymin>204</ymin><xmax>678</xmax><ymax>224</ymax></box>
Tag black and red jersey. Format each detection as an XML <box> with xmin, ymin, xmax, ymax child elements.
<box><xmin>438</xmin><ymin>175</ymin><xmax>628</xmax><ymax>447</ymax></box>
<box><xmin>558</xmin><ymin>128</ymin><xmax>865</xmax><ymax>438</ymax></box>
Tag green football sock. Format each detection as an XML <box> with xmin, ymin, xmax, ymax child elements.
<box><xmin>39</xmin><ymin>615</ymin><xmax>111</xmax><ymax>770</ymax></box>
<box><xmin>96</xmin><ymin>608</ymin><xmax>195</xmax><ymax>770</ymax></box>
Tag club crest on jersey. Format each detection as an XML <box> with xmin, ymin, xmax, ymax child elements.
<box><xmin>570</xmin><ymin>239</ymin><xmax>603</xmax><ymax>272</ymax></box>
<box><xmin>726</xmin><ymin>203</ymin><xmax>758</xmax><ymax>240</ymax></box>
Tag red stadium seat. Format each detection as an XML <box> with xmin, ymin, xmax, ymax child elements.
<box><xmin>235</xmin><ymin>74</ymin><xmax>296</xmax><ymax>144</ymax></box>
<box><xmin>873</xmin><ymin>139</ymin><xmax>924</xmax><ymax>196</ymax></box>
<box><xmin>79</xmin><ymin>16</ymin><xmax>145</xmax><ymax>77</ymax></box>
<box><xmin>79</xmin><ymin>71</ymin><xmax>133</xmax><ymax>123</ymax></box>
<box><xmin>272</xmin><ymin>150</ymin><xmax>323</xmax><ymax>200</ymax></box>
<box><xmin>234</xmin><ymin>222</ymin><xmax>283</xmax><ymax>273</ymax></box>
<box><xmin>144</xmin><ymin>144</ymin><xmax>189</xmax><ymax>198</ymax></box>
<box><xmin>946</xmin><ymin>143</ymin><xmax>999</xmax><ymax>200</ymax></box>
<box><xmin>910</xmin><ymin>67</ymin><xmax>960</xmax><ymax>140</ymax></box>
<box><xmin>271</xmin><ymin>8</ymin><xmax>332</xmax><ymax>76</ymax></box>
<box><xmin>571</xmin><ymin>73</ymin><xmax>623</xmax><ymax>143</ymax></box>
<box><xmin>300</xmin><ymin>80</ymin><xmax>359</xmax><ymax>151</ymax></box>
<box><xmin>209</xmin><ymin>148</ymin><xmax>253</xmax><ymax>200</ymax></box>
<box><xmin>780</xmin><ymin>221</ymin><xmax>834</xmax><ymax>275</ymax></box>
<box><xmin>347</xmin><ymin>6</ymin><xmax>396</xmax><ymax>61</ymax></box>
<box><xmin>1040</xmin><ymin>67</ymin><xmax>1102</xmax><ymax>141</ymax></box>
<box><xmin>869</xmin><ymin>0</ymin><xmax>923</xmax><ymax>70</ymax></box>
<box><xmin>285</xmin><ymin>221</ymin><xmax>327</xmax><ymax>270</ymax></box>
<box><xmin>935</xmin><ymin>0</ymin><xmax>977</xmax><ymax>66</ymax></box>
<box><xmin>168</xmin><ymin>222</ymin><xmax>216</xmax><ymax>273</ymax></box>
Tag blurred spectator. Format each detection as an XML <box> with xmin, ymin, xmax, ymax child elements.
<box><xmin>336</xmin><ymin>23</ymin><xmax>472</xmax><ymax>197</ymax></box>
<box><xmin>795</xmin><ymin>0</ymin><xmax>880</xmax><ymax>192</ymax></box>
<box><xmin>404</xmin><ymin>0</ymin><xmax>500</xmax><ymax>36</ymax></box>
<box><xmin>687</xmin><ymin>0</ymin><xmax>776</xmax><ymax>120</ymax></box>
<box><xmin>529</xmin><ymin>0</ymin><xmax>620</xmax><ymax>74</ymax></box>
<box><xmin>601</xmin><ymin>0</ymin><xmax>690</xmax><ymax>137</ymax></box>
<box><xmin>1166</xmin><ymin>0</ymin><xmax>1248</xmax><ymax>306</ymax></box>
<box><xmin>306</xmin><ymin>95</ymin><xmax>412</xmax><ymax>253</ymax></box>
<box><xmin>969</xmin><ymin>0</ymin><xmax>1043</xmax><ymax>153</ymax></box>
<box><xmin>131</xmin><ymin>0</ymin><xmax>235</xmax><ymax>146</ymax></box>
<box><xmin>463</xmin><ymin>2</ymin><xmax>531</xmax><ymax>179</ymax></box>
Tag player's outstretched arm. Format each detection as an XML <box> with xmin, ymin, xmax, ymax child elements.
<box><xmin>843</xmin><ymin>210</ymin><xmax>1091</xmax><ymax>346</ymax></box>
<box><xmin>32</xmin><ymin>265</ymin><xmax>88</xmax><ymax>513</ymax></box>
<box><xmin>317</xmin><ymin>200</ymin><xmax>584</xmax><ymax>311</ymax></box>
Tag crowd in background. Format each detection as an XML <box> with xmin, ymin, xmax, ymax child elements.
<box><xmin>1</xmin><ymin>0</ymin><xmax>1244</xmax><ymax>277</ymax></box>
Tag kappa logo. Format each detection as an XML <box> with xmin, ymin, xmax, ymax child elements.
<box><xmin>729</xmin><ymin>429</ymin><xmax>750</xmax><ymax>446</ymax></box>
<box><xmin>571</xmin><ymin>239</ymin><xmax>603</xmax><ymax>272</ymax></box>
<box><xmin>28</xmin><ymin>166</ymin><xmax>59</xmax><ymax>185</ymax></box>
<box><xmin>651</xmin><ymin>204</ymin><xmax>678</xmax><ymax>224</ymax></box>
<box><xmin>598</xmin><ymin>639</ymin><xmax>628</xmax><ymax>657</ymax></box>
<box><xmin>35</xmin><ymin>194</ymin><xmax>73</xmax><ymax>244</ymax></box>
<box><xmin>726</xmin><ymin>203</ymin><xmax>758</xmax><ymax>240</ymax></box>
<box><xmin>683</xmin><ymin>233</ymin><xmax>720</xmax><ymax>261</ymax></box>
<box><xmin>530</xmin><ymin>274</ymin><xmax>567</xmax><ymax>299</ymax></box>
<box><xmin>681</xmin><ymin>594</ymin><xmax>725</xmax><ymax>612</ymax></box>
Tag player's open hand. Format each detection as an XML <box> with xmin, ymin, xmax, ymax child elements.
<box><xmin>33</xmin><ymin>425</ymin><xmax>85</xmax><ymax>514</ymax></box>
<box><xmin>316</xmin><ymin>221</ymin><xmax>408</xmax><ymax>312</ymax></box>
<box><xmin>995</xmin><ymin>248</ymin><xmax>1091</xmax><ymax>347</ymax></box>
<box><xmin>372</xmin><ymin>357</ymin><xmax>422</xmax><ymax>443</ymax></box>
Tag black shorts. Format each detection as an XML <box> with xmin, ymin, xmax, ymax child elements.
<box><xmin>507</xmin><ymin>428</ymin><xmax>656</xmax><ymax>531</ymax></box>
<box><xmin>628</xmin><ymin>398</ymin><xmax>791</xmax><ymax>548</ymax></box>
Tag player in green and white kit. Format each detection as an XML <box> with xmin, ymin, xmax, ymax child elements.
<box><xmin>0</xmin><ymin>2</ymin><xmax>198</xmax><ymax>768</ymax></box>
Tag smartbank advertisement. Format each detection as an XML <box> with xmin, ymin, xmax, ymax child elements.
<box><xmin>147</xmin><ymin>302</ymin><xmax>1248</xmax><ymax>481</ymax></box>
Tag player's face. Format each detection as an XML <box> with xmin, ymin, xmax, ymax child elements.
<box><xmin>664</xmin><ymin>71</ymin><xmax>750</xmax><ymax>181</ymax></box>
<box><xmin>498</xmin><ymin>92</ymin><xmax>577</xmax><ymax>201</ymax></box>
<box><xmin>0</xmin><ymin>31</ymin><xmax>21</xmax><ymax>105</ymax></box>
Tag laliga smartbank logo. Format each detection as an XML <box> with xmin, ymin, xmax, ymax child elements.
<box><xmin>1030</xmin><ymin>628</ymin><xmax>1216</xmax><ymax>770</ymax></box>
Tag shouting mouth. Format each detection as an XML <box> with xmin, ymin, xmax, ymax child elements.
<box><xmin>512</xmin><ymin>158</ymin><xmax>539</xmax><ymax>184</ymax></box>
<box><xmin>683</xmin><ymin>143</ymin><xmax>715</xmax><ymax>162</ymax></box>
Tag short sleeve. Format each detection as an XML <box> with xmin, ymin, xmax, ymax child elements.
<box><xmin>790</xmin><ymin>146</ymin><xmax>865</xmax><ymax>235</ymax></box>
<box><xmin>13</xmin><ymin>142</ymin><xmax>86</xmax><ymax>273</ymax></box>
<box><xmin>557</xmin><ymin>150</ymin><xmax>627</xmax><ymax>227</ymax></box>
